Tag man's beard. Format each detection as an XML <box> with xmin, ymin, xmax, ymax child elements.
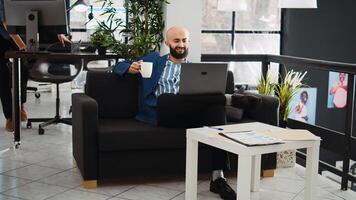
<box><xmin>169</xmin><ymin>46</ymin><xmax>188</xmax><ymax>59</ymax></box>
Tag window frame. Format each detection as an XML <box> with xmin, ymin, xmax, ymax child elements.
<box><xmin>202</xmin><ymin>11</ymin><xmax>282</xmax><ymax>53</ymax></box>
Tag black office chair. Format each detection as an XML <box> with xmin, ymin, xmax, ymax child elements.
<box><xmin>26</xmin><ymin>57</ymin><xmax>82</xmax><ymax>134</ymax></box>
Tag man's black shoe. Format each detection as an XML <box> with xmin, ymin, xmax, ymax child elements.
<box><xmin>210</xmin><ymin>177</ymin><xmax>237</xmax><ymax>200</ymax></box>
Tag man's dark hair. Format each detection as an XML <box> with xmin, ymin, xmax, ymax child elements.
<box><xmin>300</xmin><ymin>91</ymin><xmax>308</xmax><ymax>102</ymax></box>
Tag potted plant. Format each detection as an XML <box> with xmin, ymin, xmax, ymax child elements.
<box><xmin>94</xmin><ymin>0</ymin><xmax>168</xmax><ymax>60</ymax></box>
<box><xmin>275</xmin><ymin>69</ymin><xmax>307</xmax><ymax>127</ymax></box>
<box><xmin>257</xmin><ymin>68</ymin><xmax>307</xmax><ymax>127</ymax></box>
<box><xmin>89</xmin><ymin>0</ymin><xmax>124</xmax><ymax>55</ymax></box>
<box><xmin>257</xmin><ymin>68</ymin><xmax>307</xmax><ymax>168</ymax></box>
<box><xmin>257</xmin><ymin>70</ymin><xmax>276</xmax><ymax>96</ymax></box>
<box><xmin>89</xmin><ymin>29</ymin><xmax>114</xmax><ymax>55</ymax></box>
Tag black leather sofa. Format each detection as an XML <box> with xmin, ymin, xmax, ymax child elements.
<box><xmin>72</xmin><ymin>70</ymin><xmax>279</xmax><ymax>188</ymax></box>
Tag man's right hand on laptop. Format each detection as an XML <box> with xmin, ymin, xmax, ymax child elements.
<box><xmin>128</xmin><ymin>60</ymin><xmax>143</xmax><ymax>74</ymax></box>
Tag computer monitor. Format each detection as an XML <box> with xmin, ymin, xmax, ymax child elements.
<box><xmin>4</xmin><ymin>0</ymin><xmax>68</xmax><ymax>51</ymax></box>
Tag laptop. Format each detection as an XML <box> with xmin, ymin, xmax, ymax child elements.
<box><xmin>179</xmin><ymin>63</ymin><xmax>228</xmax><ymax>95</ymax></box>
<box><xmin>71</xmin><ymin>40</ymin><xmax>82</xmax><ymax>53</ymax></box>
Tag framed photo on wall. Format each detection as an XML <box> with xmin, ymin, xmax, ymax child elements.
<box><xmin>288</xmin><ymin>88</ymin><xmax>317</xmax><ymax>125</ymax></box>
<box><xmin>327</xmin><ymin>71</ymin><xmax>348</xmax><ymax>109</ymax></box>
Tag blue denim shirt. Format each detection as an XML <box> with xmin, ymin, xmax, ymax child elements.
<box><xmin>0</xmin><ymin>0</ymin><xmax>4</xmax><ymax>22</ymax></box>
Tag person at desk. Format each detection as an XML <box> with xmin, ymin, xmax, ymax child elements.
<box><xmin>0</xmin><ymin>0</ymin><xmax>70</xmax><ymax>132</ymax></box>
<box><xmin>113</xmin><ymin>26</ymin><xmax>236</xmax><ymax>200</ymax></box>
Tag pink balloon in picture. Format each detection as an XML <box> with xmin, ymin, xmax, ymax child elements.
<box><xmin>333</xmin><ymin>88</ymin><xmax>347</xmax><ymax>108</ymax></box>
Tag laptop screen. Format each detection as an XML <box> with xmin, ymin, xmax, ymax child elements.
<box><xmin>179</xmin><ymin>63</ymin><xmax>228</xmax><ymax>95</ymax></box>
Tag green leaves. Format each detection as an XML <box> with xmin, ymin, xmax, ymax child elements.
<box><xmin>257</xmin><ymin>70</ymin><xmax>275</xmax><ymax>96</ymax></box>
<box><xmin>89</xmin><ymin>28</ymin><xmax>115</xmax><ymax>48</ymax></box>
<box><xmin>90</xmin><ymin>0</ymin><xmax>123</xmax><ymax>49</ymax></box>
<box><xmin>90</xmin><ymin>0</ymin><xmax>167</xmax><ymax>60</ymax></box>
<box><xmin>257</xmin><ymin>67</ymin><xmax>308</xmax><ymax>121</ymax></box>
<box><xmin>121</xmin><ymin>0</ymin><xmax>167</xmax><ymax>60</ymax></box>
<box><xmin>276</xmin><ymin>69</ymin><xmax>308</xmax><ymax>121</ymax></box>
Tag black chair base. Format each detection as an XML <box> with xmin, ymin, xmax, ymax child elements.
<box><xmin>27</xmin><ymin>86</ymin><xmax>41</xmax><ymax>98</ymax></box>
<box><xmin>27</xmin><ymin>117</ymin><xmax>72</xmax><ymax>135</ymax></box>
<box><xmin>26</xmin><ymin>83</ymin><xmax>72</xmax><ymax>135</ymax></box>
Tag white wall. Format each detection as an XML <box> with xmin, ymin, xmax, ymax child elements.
<box><xmin>161</xmin><ymin>0</ymin><xmax>202</xmax><ymax>62</ymax></box>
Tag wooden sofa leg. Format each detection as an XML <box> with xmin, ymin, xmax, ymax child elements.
<box><xmin>262</xmin><ymin>169</ymin><xmax>275</xmax><ymax>177</ymax></box>
<box><xmin>72</xmin><ymin>157</ymin><xmax>77</xmax><ymax>167</ymax></box>
<box><xmin>83</xmin><ymin>180</ymin><xmax>97</xmax><ymax>189</ymax></box>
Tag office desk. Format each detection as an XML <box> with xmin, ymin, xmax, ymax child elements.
<box><xmin>5</xmin><ymin>51</ymin><xmax>121</xmax><ymax>147</ymax></box>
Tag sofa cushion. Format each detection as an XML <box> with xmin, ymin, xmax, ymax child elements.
<box><xmin>231</xmin><ymin>92</ymin><xmax>262</xmax><ymax>111</ymax></box>
<box><xmin>85</xmin><ymin>71</ymin><xmax>138</xmax><ymax>119</ymax></box>
<box><xmin>225</xmin><ymin>105</ymin><xmax>244</xmax><ymax>122</ymax></box>
<box><xmin>226</xmin><ymin>118</ymin><xmax>255</xmax><ymax>125</ymax></box>
<box><xmin>98</xmin><ymin>118</ymin><xmax>186</xmax><ymax>151</ymax></box>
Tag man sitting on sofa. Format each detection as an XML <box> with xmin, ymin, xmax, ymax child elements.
<box><xmin>113</xmin><ymin>26</ymin><xmax>236</xmax><ymax>200</ymax></box>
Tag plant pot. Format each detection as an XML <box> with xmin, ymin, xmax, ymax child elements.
<box><xmin>277</xmin><ymin>150</ymin><xmax>296</xmax><ymax>168</ymax></box>
<box><xmin>277</xmin><ymin>119</ymin><xmax>296</xmax><ymax>168</ymax></box>
<box><xmin>97</xmin><ymin>46</ymin><xmax>107</xmax><ymax>55</ymax></box>
<box><xmin>279</xmin><ymin>120</ymin><xmax>288</xmax><ymax>128</ymax></box>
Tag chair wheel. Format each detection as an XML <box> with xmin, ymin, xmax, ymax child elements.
<box><xmin>26</xmin><ymin>122</ymin><xmax>32</xmax><ymax>129</ymax></box>
<box><xmin>38</xmin><ymin>128</ymin><xmax>44</xmax><ymax>135</ymax></box>
<box><xmin>35</xmin><ymin>92</ymin><xmax>40</xmax><ymax>98</ymax></box>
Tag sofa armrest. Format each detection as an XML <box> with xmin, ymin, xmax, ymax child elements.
<box><xmin>243</xmin><ymin>92</ymin><xmax>280</xmax><ymax>126</ymax></box>
<box><xmin>72</xmin><ymin>93</ymin><xmax>98</xmax><ymax>181</ymax></box>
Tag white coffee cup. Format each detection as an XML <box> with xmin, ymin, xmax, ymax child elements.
<box><xmin>140</xmin><ymin>62</ymin><xmax>153</xmax><ymax>78</ymax></box>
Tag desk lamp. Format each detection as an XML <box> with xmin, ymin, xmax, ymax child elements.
<box><xmin>68</xmin><ymin>0</ymin><xmax>88</xmax><ymax>12</ymax></box>
<box><xmin>279</xmin><ymin>0</ymin><xmax>317</xmax><ymax>8</ymax></box>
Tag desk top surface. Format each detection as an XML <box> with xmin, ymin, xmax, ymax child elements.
<box><xmin>5</xmin><ymin>51</ymin><xmax>121</xmax><ymax>60</ymax></box>
<box><xmin>187</xmin><ymin>122</ymin><xmax>320</xmax><ymax>155</ymax></box>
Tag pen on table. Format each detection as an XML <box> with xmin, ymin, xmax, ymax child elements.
<box><xmin>204</xmin><ymin>126</ymin><xmax>224</xmax><ymax>131</ymax></box>
<box><xmin>205</xmin><ymin>127</ymin><xmax>252</xmax><ymax>133</ymax></box>
<box><xmin>223</xmin><ymin>130</ymin><xmax>253</xmax><ymax>133</ymax></box>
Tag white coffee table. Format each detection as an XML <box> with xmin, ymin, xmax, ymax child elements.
<box><xmin>185</xmin><ymin>122</ymin><xmax>320</xmax><ymax>200</ymax></box>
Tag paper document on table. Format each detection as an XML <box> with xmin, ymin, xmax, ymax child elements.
<box><xmin>218</xmin><ymin>131</ymin><xmax>285</xmax><ymax>147</ymax></box>
<box><xmin>258</xmin><ymin>129</ymin><xmax>321</xmax><ymax>141</ymax></box>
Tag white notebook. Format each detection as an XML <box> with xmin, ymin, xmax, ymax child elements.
<box><xmin>219</xmin><ymin>131</ymin><xmax>285</xmax><ymax>147</ymax></box>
